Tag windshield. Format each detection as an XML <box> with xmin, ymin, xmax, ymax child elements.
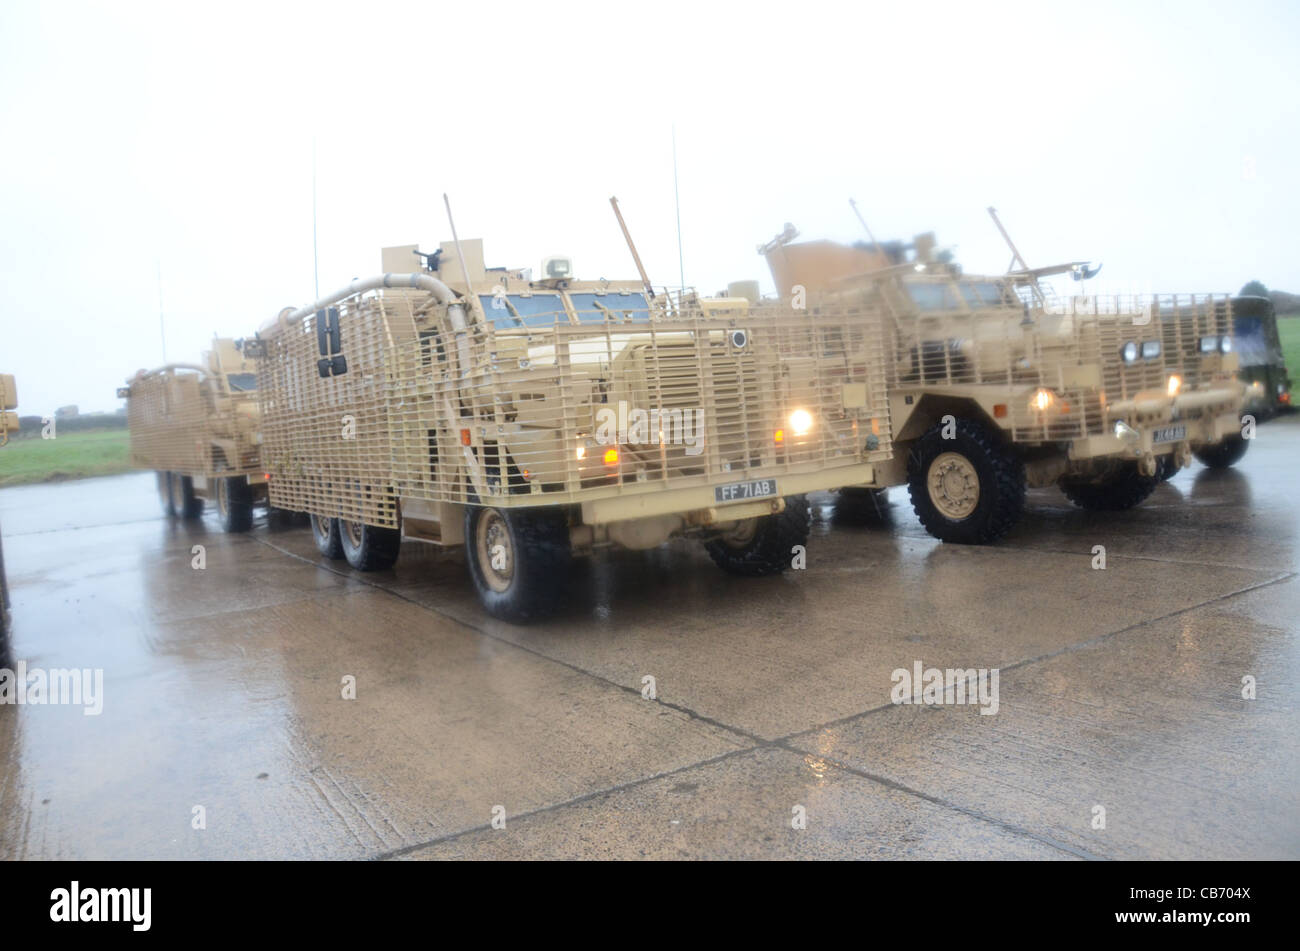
<box><xmin>226</xmin><ymin>373</ymin><xmax>258</xmax><ymax>392</ymax></box>
<box><xmin>958</xmin><ymin>282</ymin><xmax>1009</xmax><ymax>307</ymax></box>
<box><xmin>570</xmin><ymin>292</ymin><xmax>651</xmax><ymax>323</ymax></box>
<box><xmin>905</xmin><ymin>282</ymin><xmax>958</xmax><ymax>311</ymax></box>
<box><xmin>478</xmin><ymin>293</ymin><xmax>568</xmax><ymax>330</ymax></box>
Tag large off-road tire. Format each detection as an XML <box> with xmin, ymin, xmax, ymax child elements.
<box><xmin>1061</xmin><ymin>465</ymin><xmax>1158</xmax><ymax>511</ymax></box>
<box><xmin>216</xmin><ymin>476</ymin><xmax>254</xmax><ymax>533</ymax></box>
<box><xmin>704</xmin><ymin>495</ymin><xmax>811</xmax><ymax>576</ymax></box>
<box><xmin>339</xmin><ymin>518</ymin><xmax>401</xmax><ymax>571</ymax></box>
<box><xmin>157</xmin><ymin>471</ymin><xmax>176</xmax><ymax>518</ymax></box>
<box><xmin>906</xmin><ymin>419</ymin><xmax>1025</xmax><ymax>544</ymax></box>
<box><xmin>464</xmin><ymin>505</ymin><xmax>571</xmax><ymax>622</ymax></box>
<box><xmin>172</xmin><ymin>473</ymin><xmax>203</xmax><ymax>520</ymax></box>
<box><xmin>311</xmin><ymin>513</ymin><xmax>344</xmax><ymax>560</ymax></box>
<box><xmin>1193</xmin><ymin>434</ymin><xmax>1249</xmax><ymax>469</ymax></box>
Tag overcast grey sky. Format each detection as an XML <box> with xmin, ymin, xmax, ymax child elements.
<box><xmin>2</xmin><ymin>0</ymin><xmax>1297</xmax><ymax>416</ymax></box>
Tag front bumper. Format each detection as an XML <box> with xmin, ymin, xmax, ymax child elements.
<box><xmin>1068</xmin><ymin>382</ymin><xmax>1244</xmax><ymax>461</ymax></box>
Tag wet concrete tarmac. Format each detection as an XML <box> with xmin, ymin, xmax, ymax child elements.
<box><xmin>2</xmin><ymin>418</ymin><xmax>1298</xmax><ymax>859</ymax></box>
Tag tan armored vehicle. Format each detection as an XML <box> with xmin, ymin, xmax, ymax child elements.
<box><xmin>1</xmin><ymin>374</ymin><xmax>16</xmax><ymax>637</ymax></box>
<box><xmin>757</xmin><ymin>221</ymin><xmax>1247</xmax><ymax>543</ymax></box>
<box><xmin>250</xmin><ymin>237</ymin><xmax>893</xmax><ymax>620</ymax></box>
<box><xmin>118</xmin><ymin>338</ymin><xmax>267</xmax><ymax>532</ymax></box>
<box><xmin>0</xmin><ymin>374</ymin><xmax>17</xmax><ymax>447</ymax></box>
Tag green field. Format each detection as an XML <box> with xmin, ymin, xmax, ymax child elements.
<box><xmin>1278</xmin><ymin>315</ymin><xmax>1300</xmax><ymax>382</ymax></box>
<box><xmin>0</xmin><ymin>428</ymin><xmax>132</xmax><ymax>487</ymax></box>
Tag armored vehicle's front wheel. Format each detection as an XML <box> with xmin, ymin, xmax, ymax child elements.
<box><xmin>170</xmin><ymin>472</ymin><xmax>203</xmax><ymax>520</ymax></box>
<box><xmin>906</xmin><ymin>420</ymin><xmax>1025</xmax><ymax>544</ymax></box>
<box><xmin>339</xmin><ymin>519</ymin><xmax>401</xmax><ymax>571</ymax></box>
<box><xmin>216</xmin><ymin>476</ymin><xmax>254</xmax><ymax>533</ymax></box>
<box><xmin>465</xmin><ymin>505</ymin><xmax>571</xmax><ymax>622</ymax></box>
<box><xmin>1193</xmin><ymin>434</ymin><xmax>1249</xmax><ymax>469</ymax></box>
<box><xmin>311</xmin><ymin>513</ymin><xmax>344</xmax><ymax>560</ymax></box>
<box><xmin>704</xmin><ymin>495</ymin><xmax>810</xmax><ymax>576</ymax></box>
<box><xmin>1061</xmin><ymin>464</ymin><xmax>1158</xmax><ymax>511</ymax></box>
<box><xmin>157</xmin><ymin>471</ymin><xmax>176</xmax><ymax>518</ymax></box>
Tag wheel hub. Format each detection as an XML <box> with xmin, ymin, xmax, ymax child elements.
<box><xmin>927</xmin><ymin>452</ymin><xmax>980</xmax><ymax>520</ymax></box>
<box><xmin>476</xmin><ymin>510</ymin><xmax>514</xmax><ymax>593</ymax></box>
<box><xmin>719</xmin><ymin>518</ymin><xmax>759</xmax><ymax>550</ymax></box>
<box><xmin>342</xmin><ymin>519</ymin><xmax>363</xmax><ymax>548</ymax></box>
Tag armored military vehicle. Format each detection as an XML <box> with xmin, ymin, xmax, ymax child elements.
<box><xmin>249</xmin><ymin>238</ymin><xmax>893</xmax><ymax>620</ymax></box>
<box><xmin>1231</xmin><ymin>294</ymin><xmax>1292</xmax><ymax>422</ymax></box>
<box><xmin>0</xmin><ymin>374</ymin><xmax>16</xmax><ymax>448</ymax></box>
<box><xmin>118</xmin><ymin>338</ymin><xmax>267</xmax><ymax>531</ymax></box>
<box><xmin>1</xmin><ymin>373</ymin><xmax>16</xmax><ymax>637</ymax></box>
<box><xmin>757</xmin><ymin>223</ymin><xmax>1249</xmax><ymax>543</ymax></box>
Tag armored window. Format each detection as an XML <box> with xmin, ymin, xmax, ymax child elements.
<box><xmin>570</xmin><ymin>292</ymin><xmax>650</xmax><ymax>324</ymax></box>
<box><xmin>478</xmin><ymin>293</ymin><xmax>569</xmax><ymax>330</ymax></box>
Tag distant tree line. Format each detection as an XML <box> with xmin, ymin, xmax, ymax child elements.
<box><xmin>13</xmin><ymin>413</ymin><xmax>127</xmax><ymax>436</ymax></box>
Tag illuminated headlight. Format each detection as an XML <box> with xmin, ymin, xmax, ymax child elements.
<box><xmin>1029</xmin><ymin>388</ymin><xmax>1056</xmax><ymax>412</ymax></box>
<box><xmin>1219</xmin><ymin>336</ymin><xmax>1233</xmax><ymax>354</ymax></box>
<box><xmin>788</xmin><ymin>408</ymin><xmax>814</xmax><ymax>436</ymax></box>
<box><xmin>1141</xmin><ymin>340</ymin><xmax>1161</xmax><ymax>360</ymax></box>
<box><xmin>1167</xmin><ymin>374</ymin><xmax>1182</xmax><ymax>397</ymax></box>
<box><xmin>1121</xmin><ymin>341</ymin><xmax>1139</xmax><ymax>363</ymax></box>
<box><xmin>1199</xmin><ymin>335</ymin><xmax>1219</xmax><ymax>354</ymax></box>
<box><xmin>1113</xmin><ymin>420</ymin><xmax>1138</xmax><ymax>440</ymax></box>
<box><xmin>575</xmin><ymin>445</ymin><xmax>586</xmax><ymax>460</ymax></box>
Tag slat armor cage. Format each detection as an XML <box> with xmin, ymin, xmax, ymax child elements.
<box><xmin>821</xmin><ymin>272</ymin><xmax>1239</xmax><ymax>443</ymax></box>
<box><xmin>255</xmin><ymin>287</ymin><xmax>893</xmax><ymax>529</ymax></box>
<box><xmin>125</xmin><ymin>366</ymin><xmax>261</xmax><ymax>476</ymax></box>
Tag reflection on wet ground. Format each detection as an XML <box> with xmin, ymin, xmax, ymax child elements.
<box><xmin>1</xmin><ymin>417</ymin><xmax>1298</xmax><ymax>858</ymax></box>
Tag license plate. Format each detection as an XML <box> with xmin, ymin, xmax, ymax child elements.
<box><xmin>714</xmin><ymin>478</ymin><xmax>778</xmax><ymax>504</ymax></box>
<box><xmin>1152</xmin><ymin>425</ymin><xmax>1186</xmax><ymax>444</ymax></box>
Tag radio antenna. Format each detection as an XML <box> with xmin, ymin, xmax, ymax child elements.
<box><xmin>609</xmin><ymin>197</ymin><xmax>655</xmax><ymax>299</ymax></box>
<box><xmin>443</xmin><ymin>193</ymin><xmax>479</xmax><ymax>302</ymax></box>
<box><xmin>849</xmin><ymin>198</ymin><xmax>882</xmax><ymax>255</ymax></box>
<box><xmin>672</xmin><ymin>124</ymin><xmax>685</xmax><ymax>291</ymax></box>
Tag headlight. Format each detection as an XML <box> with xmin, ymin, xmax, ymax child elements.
<box><xmin>1141</xmin><ymin>340</ymin><xmax>1161</xmax><ymax>360</ymax></box>
<box><xmin>1219</xmin><ymin>336</ymin><xmax>1233</xmax><ymax>354</ymax></box>
<box><xmin>1121</xmin><ymin>341</ymin><xmax>1139</xmax><ymax>363</ymax></box>
<box><xmin>1029</xmin><ymin>388</ymin><xmax>1056</xmax><ymax>412</ymax></box>
<box><xmin>1199</xmin><ymin>335</ymin><xmax>1218</xmax><ymax>354</ymax></box>
<box><xmin>1167</xmin><ymin>374</ymin><xmax>1182</xmax><ymax>397</ymax></box>
<box><xmin>788</xmin><ymin>408</ymin><xmax>814</xmax><ymax>436</ymax></box>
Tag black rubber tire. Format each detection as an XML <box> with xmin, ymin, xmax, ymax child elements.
<box><xmin>1061</xmin><ymin>465</ymin><xmax>1159</xmax><ymax>511</ymax></box>
<box><xmin>173</xmin><ymin>473</ymin><xmax>204</xmax><ymax>520</ymax></box>
<box><xmin>158</xmin><ymin>471</ymin><xmax>176</xmax><ymax>518</ymax></box>
<box><xmin>906</xmin><ymin>419</ymin><xmax>1025</xmax><ymax>544</ymax></box>
<box><xmin>216</xmin><ymin>476</ymin><xmax>254</xmax><ymax>533</ymax></box>
<box><xmin>339</xmin><ymin>519</ymin><xmax>401</xmax><ymax>571</ymax></box>
<box><xmin>704</xmin><ymin>495</ymin><xmax>811</xmax><ymax>576</ymax></box>
<box><xmin>464</xmin><ymin>505</ymin><xmax>571</xmax><ymax>622</ymax></box>
<box><xmin>1193</xmin><ymin>435</ymin><xmax>1249</xmax><ymax>469</ymax></box>
<box><xmin>311</xmin><ymin>513</ymin><xmax>344</xmax><ymax>560</ymax></box>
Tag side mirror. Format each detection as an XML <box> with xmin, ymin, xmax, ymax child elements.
<box><xmin>116</xmin><ymin>386</ymin><xmax>131</xmax><ymax>399</ymax></box>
